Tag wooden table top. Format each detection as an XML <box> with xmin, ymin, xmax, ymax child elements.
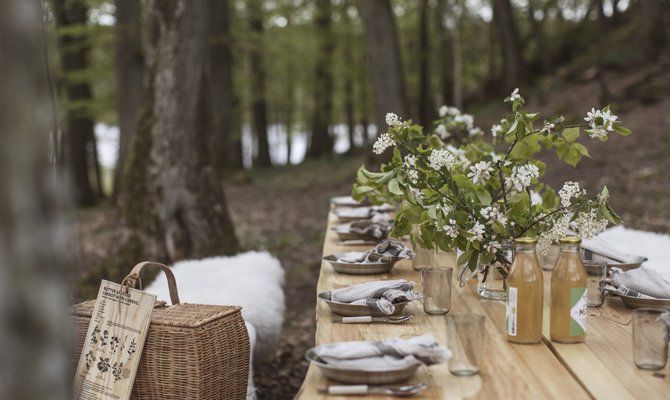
<box><xmin>295</xmin><ymin>211</ymin><xmax>669</xmax><ymax>399</ymax></box>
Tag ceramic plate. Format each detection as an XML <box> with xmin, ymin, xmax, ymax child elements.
<box><xmin>317</xmin><ymin>290</ymin><xmax>410</xmax><ymax>317</ymax></box>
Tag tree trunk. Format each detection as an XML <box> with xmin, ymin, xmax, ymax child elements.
<box><xmin>596</xmin><ymin>0</ymin><xmax>611</xmax><ymax>104</ymax></box>
<box><xmin>307</xmin><ymin>0</ymin><xmax>335</xmax><ymax>159</ymax></box>
<box><xmin>342</xmin><ymin>1</ymin><xmax>357</xmax><ymax>154</ymax></box>
<box><xmin>53</xmin><ymin>0</ymin><xmax>99</xmax><ymax>206</ymax></box>
<box><xmin>248</xmin><ymin>0</ymin><xmax>272</xmax><ymax>167</ymax></box>
<box><xmin>113</xmin><ymin>0</ymin><xmax>144</xmax><ymax>199</ymax></box>
<box><xmin>493</xmin><ymin>0</ymin><xmax>523</xmax><ymax>91</ymax></box>
<box><xmin>418</xmin><ymin>0</ymin><xmax>433</xmax><ymax>127</ymax></box>
<box><xmin>209</xmin><ymin>0</ymin><xmax>243</xmax><ymax>172</ymax></box>
<box><xmin>642</xmin><ymin>0</ymin><xmax>666</xmax><ymax>61</ymax></box>
<box><xmin>111</xmin><ymin>0</ymin><xmax>239</xmax><ymax>280</ymax></box>
<box><xmin>357</xmin><ymin>0</ymin><xmax>409</xmax><ymax>135</ymax></box>
<box><xmin>0</xmin><ymin>0</ymin><xmax>72</xmax><ymax>398</ymax></box>
<box><xmin>436</xmin><ymin>0</ymin><xmax>453</xmax><ymax>106</ymax></box>
<box><xmin>449</xmin><ymin>0</ymin><xmax>464</xmax><ymax>109</ymax></box>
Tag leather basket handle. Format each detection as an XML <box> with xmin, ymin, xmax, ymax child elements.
<box><xmin>121</xmin><ymin>261</ymin><xmax>180</xmax><ymax>305</ymax></box>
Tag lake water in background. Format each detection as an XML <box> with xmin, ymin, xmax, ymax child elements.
<box><xmin>95</xmin><ymin>123</ymin><xmax>378</xmax><ymax>169</ymax></box>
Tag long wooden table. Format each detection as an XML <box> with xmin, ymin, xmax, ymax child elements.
<box><xmin>295</xmin><ymin>211</ymin><xmax>669</xmax><ymax>399</ymax></box>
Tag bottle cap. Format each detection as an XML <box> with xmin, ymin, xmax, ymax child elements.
<box><xmin>559</xmin><ymin>236</ymin><xmax>581</xmax><ymax>244</ymax></box>
<box><xmin>515</xmin><ymin>237</ymin><xmax>538</xmax><ymax>244</ymax></box>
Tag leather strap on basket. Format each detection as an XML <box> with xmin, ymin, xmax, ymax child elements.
<box><xmin>121</xmin><ymin>261</ymin><xmax>180</xmax><ymax>305</ymax></box>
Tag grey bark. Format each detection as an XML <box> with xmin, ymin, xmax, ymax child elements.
<box><xmin>113</xmin><ymin>0</ymin><xmax>145</xmax><ymax>198</ymax></box>
<box><xmin>418</xmin><ymin>0</ymin><xmax>434</xmax><ymax>127</ymax></box>
<box><xmin>0</xmin><ymin>0</ymin><xmax>72</xmax><ymax>398</ymax></box>
<box><xmin>114</xmin><ymin>0</ymin><xmax>239</xmax><ymax>275</ymax></box>
<box><xmin>448</xmin><ymin>0</ymin><xmax>463</xmax><ymax>109</ymax></box>
<box><xmin>209</xmin><ymin>0</ymin><xmax>243</xmax><ymax>171</ymax></box>
<box><xmin>493</xmin><ymin>0</ymin><xmax>523</xmax><ymax>90</ymax></box>
<box><xmin>307</xmin><ymin>0</ymin><xmax>335</xmax><ymax>159</ymax></box>
<box><xmin>642</xmin><ymin>0</ymin><xmax>666</xmax><ymax>60</ymax></box>
<box><xmin>53</xmin><ymin>0</ymin><xmax>99</xmax><ymax>206</ymax></box>
<box><xmin>248</xmin><ymin>0</ymin><xmax>272</xmax><ymax>167</ymax></box>
<box><xmin>436</xmin><ymin>0</ymin><xmax>453</xmax><ymax>106</ymax></box>
<box><xmin>357</xmin><ymin>0</ymin><xmax>409</xmax><ymax>134</ymax></box>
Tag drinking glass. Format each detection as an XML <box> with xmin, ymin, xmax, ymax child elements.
<box><xmin>632</xmin><ymin>308</ymin><xmax>670</xmax><ymax>370</ymax></box>
<box><xmin>584</xmin><ymin>260</ymin><xmax>607</xmax><ymax>307</ymax></box>
<box><xmin>446</xmin><ymin>314</ymin><xmax>485</xmax><ymax>376</ymax></box>
<box><xmin>421</xmin><ymin>267</ymin><xmax>452</xmax><ymax>314</ymax></box>
<box><xmin>413</xmin><ymin>246</ymin><xmax>435</xmax><ymax>271</ymax></box>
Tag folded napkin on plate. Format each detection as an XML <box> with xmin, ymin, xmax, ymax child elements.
<box><xmin>581</xmin><ymin>236</ymin><xmax>644</xmax><ymax>264</ymax></box>
<box><xmin>337</xmin><ymin>239</ymin><xmax>413</xmax><ymax>264</ymax></box>
<box><xmin>339</xmin><ymin>206</ymin><xmax>393</xmax><ymax>220</ymax></box>
<box><xmin>329</xmin><ymin>279</ymin><xmax>421</xmax><ymax>315</ymax></box>
<box><xmin>349</xmin><ymin>220</ymin><xmax>391</xmax><ymax>239</ymax></box>
<box><xmin>610</xmin><ymin>267</ymin><xmax>670</xmax><ymax>299</ymax></box>
<box><xmin>314</xmin><ymin>334</ymin><xmax>450</xmax><ymax>370</ymax></box>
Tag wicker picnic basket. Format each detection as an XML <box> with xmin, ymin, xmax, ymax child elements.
<box><xmin>71</xmin><ymin>261</ymin><xmax>250</xmax><ymax>400</ymax></box>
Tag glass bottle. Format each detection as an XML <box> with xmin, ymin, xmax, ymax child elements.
<box><xmin>550</xmin><ymin>236</ymin><xmax>587</xmax><ymax>343</ymax></box>
<box><xmin>506</xmin><ymin>237</ymin><xmax>543</xmax><ymax>344</ymax></box>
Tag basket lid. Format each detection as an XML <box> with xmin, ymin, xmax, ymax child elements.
<box><xmin>70</xmin><ymin>300</ymin><xmax>242</xmax><ymax>328</ymax></box>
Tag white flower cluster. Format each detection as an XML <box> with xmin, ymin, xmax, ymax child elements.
<box><xmin>467</xmin><ymin>161</ymin><xmax>493</xmax><ymax>184</ymax></box>
<box><xmin>558</xmin><ymin>181</ymin><xmax>584</xmax><ymax>208</ymax></box>
<box><xmin>435</xmin><ymin>106</ymin><xmax>482</xmax><ymax>139</ymax></box>
<box><xmin>541</xmin><ymin>122</ymin><xmax>556</xmax><ymax>133</ymax></box>
<box><xmin>439</xmin><ymin>106</ymin><xmax>460</xmax><ymax>117</ymax></box>
<box><xmin>428</xmin><ymin>149</ymin><xmax>455</xmax><ymax>171</ymax></box>
<box><xmin>480</xmin><ymin>206</ymin><xmax>508</xmax><ymax>225</ymax></box>
<box><xmin>438</xmin><ymin>199</ymin><xmax>452</xmax><ymax>216</ymax></box>
<box><xmin>468</xmin><ymin>221</ymin><xmax>485</xmax><ymax>242</ymax></box>
<box><xmin>584</xmin><ymin>108</ymin><xmax>618</xmax><ymax>140</ymax></box>
<box><xmin>538</xmin><ymin>214</ymin><xmax>571</xmax><ymax>254</ymax></box>
<box><xmin>506</xmin><ymin>163</ymin><xmax>539</xmax><ymax>191</ymax></box>
<box><xmin>505</xmin><ymin>88</ymin><xmax>522</xmax><ymax>103</ymax></box>
<box><xmin>490</xmin><ymin>124</ymin><xmax>503</xmax><ymax>137</ymax></box>
<box><xmin>443</xmin><ymin>219</ymin><xmax>459</xmax><ymax>238</ymax></box>
<box><xmin>574</xmin><ymin>209</ymin><xmax>608</xmax><ymax>239</ymax></box>
<box><xmin>486</xmin><ymin>240</ymin><xmax>502</xmax><ymax>254</ymax></box>
<box><xmin>372</xmin><ymin>133</ymin><xmax>395</xmax><ymax>154</ymax></box>
<box><xmin>404</xmin><ymin>155</ymin><xmax>419</xmax><ymax>183</ymax></box>
<box><xmin>385</xmin><ymin>112</ymin><xmax>402</xmax><ymax>127</ymax></box>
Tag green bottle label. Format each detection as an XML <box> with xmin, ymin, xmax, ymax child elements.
<box><xmin>570</xmin><ymin>287</ymin><xmax>587</xmax><ymax>336</ymax></box>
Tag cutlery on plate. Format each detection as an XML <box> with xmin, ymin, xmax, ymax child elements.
<box><xmin>331</xmin><ymin>315</ymin><xmax>413</xmax><ymax>324</ymax></box>
<box><xmin>317</xmin><ymin>383</ymin><xmax>427</xmax><ymax>397</ymax></box>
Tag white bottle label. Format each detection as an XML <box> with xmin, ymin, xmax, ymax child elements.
<box><xmin>570</xmin><ymin>287</ymin><xmax>587</xmax><ymax>336</ymax></box>
<box><xmin>507</xmin><ymin>286</ymin><xmax>518</xmax><ymax>336</ymax></box>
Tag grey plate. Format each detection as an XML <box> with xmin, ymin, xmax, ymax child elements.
<box><xmin>334</xmin><ymin>207</ymin><xmax>394</xmax><ymax>223</ymax></box>
<box><xmin>617</xmin><ymin>293</ymin><xmax>670</xmax><ymax>309</ymax></box>
<box><xmin>323</xmin><ymin>252</ymin><xmax>398</xmax><ymax>275</ymax></box>
<box><xmin>582</xmin><ymin>250</ymin><xmax>647</xmax><ymax>271</ymax></box>
<box><xmin>332</xmin><ymin>223</ymin><xmax>388</xmax><ymax>242</ymax></box>
<box><xmin>318</xmin><ymin>290</ymin><xmax>411</xmax><ymax>317</ymax></box>
<box><xmin>330</xmin><ymin>196</ymin><xmax>369</xmax><ymax>208</ymax></box>
<box><xmin>305</xmin><ymin>347</ymin><xmax>420</xmax><ymax>384</ymax></box>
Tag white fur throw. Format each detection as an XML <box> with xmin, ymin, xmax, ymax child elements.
<box><xmin>144</xmin><ymin>251</ymin><xmax>285</xmax><ymax>400</ymax></box>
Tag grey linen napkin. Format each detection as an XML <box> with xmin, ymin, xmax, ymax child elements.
<box><xmin>329</xmin><ymin>279</ymin><xmax>421</xmax><ymax>315</ymax></box>
<box><xmin>314</xmin><ymin>334</ymin><xmax>451</xmax><ymax>370</ymax></box>
<box><xmin>349</xmin><ymin>220</ymin><xmax>391</xmax><ymax>239</ymax></box>
<box><xmin>610</xmin><ymin>267</ymin><xmax>670</xmax><ymax>299</ymax></box>
<box><xmin>581</xmin><ymin>236</ymin><xmax>644</xmax><ymax>264</ymax></box>
<box><xmin>338</xmin><ymin>239</ymin><xmax>413</xmax><ymax>264</ymax></box>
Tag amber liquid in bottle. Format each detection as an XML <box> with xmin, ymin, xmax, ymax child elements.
<box><xmin>550</xmin><ymin>238</ymin><xmax>587</xmax><ymax>343</ymax></box>
<box><xmin>506</xmin><ymin>239</ymin><xmax>543</xmax><ymax>344</ymax></box>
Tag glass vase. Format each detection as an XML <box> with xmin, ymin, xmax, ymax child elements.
<box><xmin>476</xmin><ymin>243</ymin><xmax>513</xmax><ymax>301</ymax></box>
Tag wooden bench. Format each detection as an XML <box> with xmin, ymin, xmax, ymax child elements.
<box><xmin>295</xmin><ymin>211</ymin><xmax>669</xmax><ymax>399</ymax></box>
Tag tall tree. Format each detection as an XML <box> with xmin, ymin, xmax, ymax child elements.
<box><xmin>112</xmin><ymin>0</ymin><xmax>239</xmax><ymax>276</ymax></box>
<box><xmin>493</xmin><ymin>0</ymin><xmax>523</xmax><ymax>91</ymax></box>
<box><xmin>342</xmin><ymin>1</ymin><xmax>358</xmax><ymax>154</ymax></box>
<box><xmin>209</xmin><ymin>0</ymin><xmax>243</xmax><ymax>172</ymax></box>
<box><xmin>417</xmin><ymin>0</ymin><xmax>433</xmax><ymax>127</ymax></box>
<box><xmin>248</xmin><ymin>0</ymin><xmax>272</xmax><ymax>167</ymax></box>
<box><xmin>448</xmin><ymin>0</ymin><xmax>464</xmax><ymax>109</ymax></box>
<box><xmin>113</xmin><ymin>0</ymin><xmax>145</xmax><ymax>198</ymax></box>
<box><xmin>357</xmin><ymin>0</ymin><xmax>409</xmax><ymax>138</ymax></box>
<box><xmin>596</xmin><ymin>0</ymin><xmax>611</xmax><ymax>104</ymax></box>
<box><xmin>54</xmin><ymin>0</ymin><xmax>100</xmax><ymax>206</ymax></box>
<box><xmin>307</xmin><ymin>0</ymin><xmax>335</xmax><ymax>159</ymax></box>
<box><xmin>0</xmin><ymin>0</ymin><xmax>71</xmax><ymax>398</ymax></box>
<box><xmin>435</xmin><ymin>0</ymin><xmax>453</xmax><ymax>106</ymax></box>
<box><xmin>642</xmin><ymin>0</ymin><xmax>666</xmax><ymax>61</ymax></box>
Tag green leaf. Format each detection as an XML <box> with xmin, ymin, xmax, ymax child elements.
<box><xmin>388</xmin><ymin>178</ymin><xmax>403</xmax><ymax>196</ymax></box>
<box><xmin>562</xmin><ymin>127</ymin><xmax>580</xmax><ymax>142</ymax></box>
<box><xmin>474</xmin><ymin>187</ymin><xmax>492</xmax><ymax>205</ymax></box>
<box><xmin>613</xmin><ymin>125</ymin><xmax>632</xmax><ymax>136</ymax></box>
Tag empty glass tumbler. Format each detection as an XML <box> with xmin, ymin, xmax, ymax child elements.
<box><xmin>584</xmin><ymin>260</ymin><xmax>607</xmax><ymax>307</ymax></box>
<box><xmin>421</xmin><ymin>267</ymin><xmax>452</xmax><ymax>315</ymax></box>
<box><xmin>446</xmin><ymin>314</ymin><xmax>485</xmax><ymax>376</ymax></box>
<box><xmin>632</xmin><ymin>308</ymin><xmax>670</xmax><ymax>370</ymax></box>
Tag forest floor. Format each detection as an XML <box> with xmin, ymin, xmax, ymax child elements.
<box><xmin>72</xmin><ymin>57</ymin><xmax>670</xmax><ymax>400</ymax></box>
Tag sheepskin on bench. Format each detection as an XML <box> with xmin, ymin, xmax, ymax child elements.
<box><xmin>145</xmin><ymin>251</ymin><xmax>285</xmax><ymax>400</ymax></box>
